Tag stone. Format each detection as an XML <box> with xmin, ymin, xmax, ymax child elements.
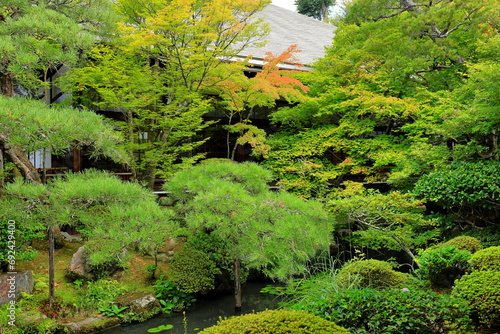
<box><xmin>115</xmin><ymin>291</ymin><xmax>158</xmax><ymax>313</ymax></box>
<box><xmin>66</xmin><ymin>246</ymin><xmax>94</xmax><ymax>280</ymax></box>
<box><xmin>61</xmin><ymin>231</ymin><xmax>82</xmax><ymax>242</ymax></box>
<box><xmin>54</xmin><ymin>226</ymin><xmax>65</xmax><ymax>249</ymax></box>
<box><xmin>60</xmin><ymin>316</ymin><xmax>120</xmax><ymax>334</ymax></box>
<box><xmin>0</xmin><ymin>270</ymin><xmax>34</xmax><ymax>305</ymax></box>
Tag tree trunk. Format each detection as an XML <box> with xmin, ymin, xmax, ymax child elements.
<box><xmin>0</xmin><ymin>145</ymin><xmax>4</xmax><ymax>196</ymax></box>
<box><xmin>2</xmin><ymin>142</ymin><xmax>42</xmax><ymax>184</ymax></box>
<box><xmin>0</xmin><ymin>73</ymin><xmax>14</xmax><ymax>97</ymax></box>
<box><xmin>48</xmin><ymin>225</ymin><xmax>55</xmax><ymax>307</ymax></box>
<box><xmin>234</xmin><ymin>258</ymin><xmax>242</xmax><ymax>311</ymax></box>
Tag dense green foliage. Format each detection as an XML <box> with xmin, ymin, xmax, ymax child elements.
<box><xmin>0</xmin><ymin>199</ymin><xmax>42</xmax><ymax>269</ymax></box>
<box><xmin>452</xmin><ymin>271</ymin><xmax>500</xmax><ymax>328</ymax></box>
<box><xmin>327</xmin><ymin>182</ymin><xmax>437</xmax><ymax>261</ymax></box>
<box><xmin>296</xmin><ymin>288</ymin><xmax>473</xmax><ymax>334</ymax></box>
<box><xmin>62</xmin><ymin>0</ymin><xmax>273</xmax><ymax>186</ymax></box>
<box><xmin>153</xmin><ymin>278</ymin><xmax>196</xmax><ymax>313</ymax></box>
<box><xmin>415</xmin><ymin>245</ymin><xmax>471</xmax><ymax>288</ymax></box>
<box><xmin>336</xmin><ymin>259</ymin><xmax>407</xmax><ymax>289</ymax></box>
<box><xmin>264</xmin><ymin>0</ymin><xmax>500</xmax><ymax>198</ymax></box>
<box><xmin>0</xmin><ymin>0</ymin><xmax>116</xmax><ymax>95</ymax></box>
<box><xmin>168</xmin><ymin>245</ymin><xmax>220</xmax><ymax>294</ymax></box>
<box><xmin>414</xmin><ymin>161</ymin><xmax>500</xmax><ymax>209</ymax></box>
<box><xmin>295</xmin><ymin>0</ymin><xmax>336</xmax><ymax>21</ymax></box>
<box><xmin>469</xmin><ymin>246</ymin><xmax>500</xmax><ymax>272</ymax></box>
<box><xmin>414</xmin><ymin>161</ymin><xmax>500</xmax><ymax>225</ymax></box>
<box><xmin>439</xmin><ymin>236</ymin><xmax>483</xmax><ymax>254</ymax></box>
<box><xmin>165</xmin><ymin>160</ymin><xmax>332</xmax><ymax>280</ymax></box>
<box><xmin>4</xmin><ymin>170</ymin><xmax>176</xmax><ymax>269</ymax></box>
<box><xmin>165</xmin><ymin>160</ymin><xmax>332</xmax><ymax>309</ymax></box>
<box><xmin>199</xmin><ymin>309</ymin><xmax>349</xmax><ymax>334</ymax></box>
<box><xmin>462</xmin><ymin>227</ymin><xmax>500</xmax><ymax>248</ymax></box>
<box><xmin>78</xmin><ymin>279</ymin><xmax>126</xmax><ymax>311</ymax></box>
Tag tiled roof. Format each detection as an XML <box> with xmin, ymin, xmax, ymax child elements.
<box><xmin>239</xmin><ymin>4</ymin><xmax>336</xmax><ymax>68</ymax></box>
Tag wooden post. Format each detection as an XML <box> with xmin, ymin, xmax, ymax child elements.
<box><xmin>73</xmin><ymin>147</ymin><xmax>81</xmax><ymax>172</ymax></box>
<box><xmin>234</xmin><ymin>258</ymin><xmax>242</xmax><ymax>311</ymax></box>
<box><xmin>48</xmin><ymin>225</ymin><xmax>55</xmax><ymax>307</ymax></box>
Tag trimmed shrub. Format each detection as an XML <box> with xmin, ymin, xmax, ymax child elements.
<box><xmin>303</xmin><ymin>288</ymin><xmax>473</xmax><ymax>334</ymax></box>
<box><xmin>415</xmin><ymin>245</ymin><xmax>471</xmax><ymax>288</ymax></box>
<box><xmin>199</xmin><ymin>309</ymin><xmax>349</xmax><ymax>334</ymax></box>
<box><xmin>452</xmin><ymin>271</ymin><xmax>500</xmax><ymax>327</ymax></box>
<box><xmin>336</xmin><ymin>259</ymin><xmax>407</xmax><ymax>289</ymax></box>
<box><xmin>440</xmin><ymin>236</ymin><xmax>483</xmax><ymax>254</ymax></box>
<box><xmin>469</xmin><ymin>246</ymin><xmax>500</xmax><ymax>272</ymax></box>
<box><xmin>168</xmin><ymin>246</ymin><xmax>220</xmax><ymax>294</ymax></box>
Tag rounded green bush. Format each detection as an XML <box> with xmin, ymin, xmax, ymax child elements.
<box><xmin>199</xmin><ymin>309</ymin><xmax>349</xmax><ymax>334</ymax></box>
<box><xmin>415</xmin><ymin>245</ymin><xmax>471</xmax><ymax>288</ymax></box>
<box><xmin>469</xmin><ymin>246</ymin><xmax>500</xmax><ymax>272</ymax></box>
<box><xmin>452</xmin><ymin>271</ymin><xmax>500</xmax><ymax>327</ymax></box>
<box><xmin>306</xmin><ymin>288</ymin><xmax>473</xmax><ymax>334</ymax></box>
<box><xmin>337</xmin><ymin>259</ymin><xmax>407</xmax><ymax>289</ymax></box>
<box><xmin>440</xmin><ymin>236</ymin><xmax>483</xmax><ymax>254</ymax></box>
<box><xmin>168</xmin><ymin>246</ymin><xmax>220</xmax><ymax>294</ymax></box>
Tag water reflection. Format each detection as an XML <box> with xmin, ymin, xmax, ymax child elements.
<box><xmin>99</xmin><ymin>283</ymin><xmax>281</xmax><ymax>334</ymax></box>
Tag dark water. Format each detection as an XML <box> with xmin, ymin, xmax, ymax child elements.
<box><xmin>99</xmin><ymin>283</ymin><xmax>281</xmax><ymax>334</ymax></box>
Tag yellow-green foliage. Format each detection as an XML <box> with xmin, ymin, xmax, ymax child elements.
<box><xmin>168</xmin><ymin>246</ymin><xmax>220</xmax><ymax>294</ymax></box>
<box><xmin>440</xmin><ymin>236</ymin><xmax>483</xmax><ymax>254</ymax></box>
<box><xmin>199</xmin><ymin>309</ymin><xmax>349</xmax><ymax>334</ymax></box>
<box><xmin>469</xmin><ymin>246</ymin><xmax>500</xmax><ymax>272</ymax></box>
<box><xmin>452</xmin><ymin>271</ymin><xmax>500</xmax><ymax>327</ymax></box>
<box><xmin>337</xmin><ymin>259</ymin><xmax>407</xmax><ymax>289</ymax></box>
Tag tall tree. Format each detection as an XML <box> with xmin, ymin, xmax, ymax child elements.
<box><xmin>0</xmin><ymin>97</ymin><xmax>126</xmax><ymax>306</ymax></box>
<box><xmin>164</xmin><ymin>160</ymin><xmax>332</xmax><ymax>310</ymax></box>
<box><xmin>64</xmin><ymin>0</ymin><xmax>272</xmax><ymax>187</ymax></box>
<box><xmin>0</xmin><ymin>96</ymin><xmax>126</xmax><ymax>184</ymax></box>
<box><xmin>0</xmin><ymin>0</ymin><xmax>117</xmax><ymax>96</ymax></box>
<box><xmin>264</xmin><ymin>0</ymin><xmax>499</xmax><ymax>196</ymax></box>
<box><xmin>327</xmin><ymin>181</ymin><xmax>438</xmax><ymax>265</ymax></box>
<box><xmin>295</xmin><ymin>0</ymin><xmax>336</xmax><ymax>21</ymax></box>
<box><xmin>4</xmin><ymin>170</ymin><xmax>176</xmax><ymax>305</ymax></box>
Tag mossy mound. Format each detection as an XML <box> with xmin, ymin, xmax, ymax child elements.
<box><xmin>337</xmin><ymin>259</ymin><xmax>407</xmax><ymax>289</ymax></box>
<box><xmin>452</xmin><ymin>270</ymin><xmax>500</xmax><ymax>328</ymax></box>
<box><xmin>469</xmin><ymin>246</ymin><xmax>500</xmax><ymax>272</ymax></box>
<box><xmin>199</xmin><ymin>309</ymin><xmax>349</xmax><ymax>334</ymax></box>
<box><xmin>440</xmin><ymin>236</ymin><xmax>483</xmax><ymax>254</ymax></box>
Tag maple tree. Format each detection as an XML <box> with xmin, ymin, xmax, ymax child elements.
<box><xmin>263</xmin><ymin>0</ymin><xmax>500</xmax><ymax>196</ymax></box>
<box><xmin>207</xmin><ymin>44</ymin><xmax>310</xmax><ymax>160</ymax></box>
<box><xmin>65</xmin><ymin>0</ymin><xmax>275</xmax><ymax>187</ymax></box>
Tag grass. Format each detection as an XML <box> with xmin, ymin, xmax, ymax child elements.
<box><xmin>13</xmin><ymin>236</ymin><xmax>170</xmax><ymax>322</ymax></box>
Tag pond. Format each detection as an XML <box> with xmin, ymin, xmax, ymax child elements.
<box><xmin>98</xmin><ymin>283</ymin><xmax>282</xmax><ymax>334</ymax></box>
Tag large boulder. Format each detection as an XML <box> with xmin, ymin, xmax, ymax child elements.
<box><xmin>0</xmin><ymin>270</ymin><xmax>34</xmax><ymax>305</ymax></box>
<box><xmin>66</xmin><ymin>246</ymin><xmax>94</xmax><ymax>280</ymax></box>
<box><xmin>115</xmin><ymin>291</ymin><xmax>158</xmax><ymax>313</ymax></box>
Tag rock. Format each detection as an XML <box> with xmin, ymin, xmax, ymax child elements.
<box><xmin>61</xmin><ymin>231</ymin><xmax>82</xmax><ymax>242</ymax></box>
<box><xmin>157</xmin><ymin>238</ymin><xmax>176</xmax><ymax>253</ymax></box>
<box><xmin>400</xmin><ymin>288</ymin><xmax>410</xmax><ymax>293</ymax></box>
<box><xmin>115</xmin><ymin>291</ymin><xmax>158</xmax><ymax>313</ymax></box>
<box><xmin>66</xmin><ymin>246</ymin><xmax>94</xmax><ymax>280</ymax></box>
<box><xmin>60</xmin><ymin>316</ymin><xmax>120</xmax><ymax>334</ymax></box>
<box><xmin>0</xmin><ymin>271</ymin><xmax>34</xmax><ymax>305</ymax></box>
<box><xmin>156</xmin><ymin>252</ymin><xmax>173</xmax><ymax>263</ymax></box>
<box><xmin>53</xmin><ymin>226</ymin><xmax>65</xmax><ymax>249</ymax></box>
